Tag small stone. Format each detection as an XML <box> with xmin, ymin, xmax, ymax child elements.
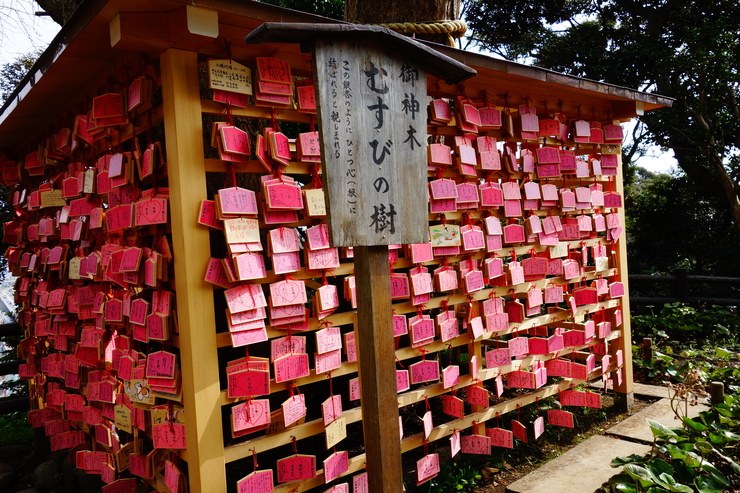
<box><xmin>32</xmin><ymin>459</ymin><xmax>59</xmax><ymax>492</ymax></box>
<box><xmin>0</xmin><ymin>462</ymin><xmax>15</xmax><ymax>491</ymax></box>
<box><xmin>504</xmin><ymin>462</ymin><xmax>513</xmax><ymax>470</ymax></box>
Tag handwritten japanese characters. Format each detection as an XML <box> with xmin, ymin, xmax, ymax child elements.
<box><xmin>314</xmin><ymin>40</ymin><xmax>428</xmax><ymax>246</ymax></box>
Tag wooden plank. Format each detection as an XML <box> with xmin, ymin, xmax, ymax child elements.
<box><xmin>200</xmin><ymin>98</ymin><xmax>312</xmax><ymax>122</ymax></box>
<box><xmin>160</xmin><ymin>48</ymin><xmax>226</xmax><ymax>493</ymax></box>
<box><xmin>314</xmin><ymin>39</ymin><xmax>429</xmax><ymax>246</ymax></box>
<box><xmin>354</xmin><ymin>245</ymin><xmax>403</xmax><ymax>493</ymax></box>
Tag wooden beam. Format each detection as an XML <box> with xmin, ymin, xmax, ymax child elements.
<box><xmin>111</xmin><ymin>6</ymin><xmax>219</xmax><ymax>53</ymax></box>
<box><xmin>612</xmin><ymin>151</ymin><xmax>634</xmax><ymax>410</ymax></box>
<box><xmin>160</xmin><ymin>48</ymin><xmax>226</xmax><ymax>493</ymax></box>
<box><xmin>612</xmin><ymin>100</ymin><xmax>645</xmax><ymax>120</ymax></box>
<box><xmin>354</xmin><ymin>245</ymin><xmax>403</xmax><ymax>493</ymax></box>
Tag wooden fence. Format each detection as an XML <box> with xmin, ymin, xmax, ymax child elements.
<box><xmin>629</xmin><ymin>269</ymin><xmax>740</xmax><ymax>306</ymax></box>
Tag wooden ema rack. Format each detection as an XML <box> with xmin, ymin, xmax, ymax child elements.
<box><xmin>0</xmin><ymin>3</ymin><xmax>667</xmax><ymax>492</ymax></box>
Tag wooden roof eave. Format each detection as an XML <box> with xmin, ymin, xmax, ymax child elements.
<box><xmin>427</xmin><ymin>43</ymin><xmax>674</xmax><ymax>116</ymax></box>
<box><xmin>0</xmin><ymin>0</ymin><xmax>672</xmax><ymax>151</ymax></box>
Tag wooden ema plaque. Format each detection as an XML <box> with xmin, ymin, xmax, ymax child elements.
<box><xmin>313</xmin><ymin>39</ymin><xmax>428</xmax><ymax>246</ymax></box>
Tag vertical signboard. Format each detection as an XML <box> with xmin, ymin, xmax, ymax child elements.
<box><xmin>313</xmin><ymin>39</ymin><xmax>428</xmax><ymax>246</ymax></box>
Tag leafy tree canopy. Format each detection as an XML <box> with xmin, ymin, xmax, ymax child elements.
<box><xmin>464</xmin><ymin>0</ymin><xmax>740</xmax><ymax>239</ymax></box>
<box><xmin>0</xmin><ymin>52</ymin><xmax>37</xmax><ymax>104</ymax></box>
<box><xmin>625</xmin><ymin>169</ymin><xmax>740</xmax><ymax>276</ymax></box>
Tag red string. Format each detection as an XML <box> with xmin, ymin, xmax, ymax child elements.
<box><xmin>270</xmin><ymin>108</ymin><xmax>279</xmax><ymax>131</ymax></box>
<box><xmin>225</xmin><ymin>162</ymin><xmax>237</xmax><ymax>188</ymax></box>
<box><xmin>309</xmin><ymin>164</ymin><xmax>323</xmax><ymax>189</ymax></box>
<box><xmin>291</xmin><ymin>436</ymin><xmax>297</xmax><ymax>454</ymax></box>
<box><xmin>252</xmin><ymin>449</ymin><xmax>258</xmax><ymax>471</ymax></box>
<box><xmin>424</xmin><ymin>395</ymin><xmax>430</xmax><ymax>412</ymax></box>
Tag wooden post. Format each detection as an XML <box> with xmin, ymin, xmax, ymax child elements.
<box><xmin>613</xmin><ymin>152</ymin><xmax>634</xmax><ymax>411</ymax></box>
<box><xmin>642</xmin><ymin>337</ymin><xmax>653</xmax><ymax>361</ymax></box>
<box><xmin>710</xmin><ymin>381</ymin><xmax>725</xmax><ymax>406</ymax></box>
<box><xmin>160</xmin><ymin>48</ymin><xmax>226</xmax><ymax>493</ymax></box>
<box><xmin>673</xmin><ymin>268</ymin><xmax>689</xmax><ymax>302</ymax></box>
<box><xmin>355</xmin><ymin>245</ymin><xmax>403</xmax><ymax>493</ymax></box>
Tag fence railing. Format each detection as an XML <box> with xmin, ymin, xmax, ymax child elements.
<box><xmin>629</xmin><ymin>268</ymin><xmax>740</xmax><ymax>306</ymax></box>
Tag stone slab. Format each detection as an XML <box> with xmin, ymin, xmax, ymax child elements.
<box><xmin>506</xmin><ymin>435</ymin><xmax>651</xmax><ymax>493</ymax></box>
<box><xmin>589</xmin><ymin>381</ymin><xmax>671</xmax><ymax>399</ymax></box>
<box><xmin>606</xmin><ymin>398</ymin><xmax>707</xmax><ymax>443</ymax></box>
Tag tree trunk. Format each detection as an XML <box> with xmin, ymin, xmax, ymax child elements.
<box><xmin>344</xmin><ymin>0</ymin><xmax>460</xmax><ymax>45</ymax></box>
<box><xmin>672</xmin><ymin>146</ymin><xmax>740</xmax><ymax>237</ymax></box>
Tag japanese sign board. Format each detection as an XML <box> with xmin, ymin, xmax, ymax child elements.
<box><xmin>313</xmin><ymin>40</ymin><xmax>428</xmax><ymax>246</ymax></box>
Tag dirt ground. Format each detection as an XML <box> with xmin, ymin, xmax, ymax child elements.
<box><xmin>471</xmin><ymin>396</ymin><xmax>654</xmax><ymax>493</ymax></box>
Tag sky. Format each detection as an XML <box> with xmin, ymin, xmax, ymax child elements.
<box><xmin>0</xmin><ymin>0</ymin><xmax>60</xmax><ymax>64</ymax></box>
<box><xmin>0</xmin><ymin>1</ymin><xmax>678</xmax><ymax>174</ymax></box>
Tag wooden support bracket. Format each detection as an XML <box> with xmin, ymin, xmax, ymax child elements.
<box><xmin>110</xmin><ymin>5</ymin><xmax>218</xmax><ymax>53</ymax></box>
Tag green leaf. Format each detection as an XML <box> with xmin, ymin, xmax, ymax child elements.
<box><xmin>624</xmin><ymin>464</ymin><xmax>656</xmax><ymax>487</ymax></box>
<box><xmin>715</xmin><ymin>346</ymin><xmax>733</xmax><ymax>359</ymax></box>
<box><xmin>697</xmin><ymin>461</ymin><xmax>730</xmax><ymax>486</ymax></box>
<box><xmin>684</xmin><ymin>451</ymin><xmax>702</xmax><ymax>468</ymax></box>
<box><xmin>659</xmin><ymin>472</ymin><xmax>694</xmax><ymax>492</ymax></box>
<box><xmin>611</xmin><ymin>454</ymin><xmax>648</xmax><ymax>467</ymax></box>
<box><xmin>707</xmin><ymin>432</ymin><xmax>727</xmax><ymax>446</ymax></box>
<box><xmin>721</xmin><ymin>429</ymin><xmax>740</xmax><ymax>441</ymax></box>
<box><xmin>682</xmin><ymin>417</ymin><xmax>708</xmax><ymax>432</ymax></box>
<box><xmin>648</xmin><ymin>418</ymin><xmax>679</xmax><ymax>439</ymax></box>
<box><xmin>665</xmin><ymin>444</ymin><xmax>687</xmax><ymax>460</ymax></box>
<box><xmin>614</xmin><ymin>483</ymin><xmax>637</xmax><ymax>493</ymax></box>
<box><xmin>694</xmin><ymin>440</ymin><xmax>713</xmax><ymax>454</ymax></box>
<box><xmin>694</xmin><ymin>475</ymin><xmax>725</xmax><ymax>493</ymax></box>
<box><xmin>647</xmin><ymin>458</ymin><xmax>674</xmax><ymax>478</ymax></box>
<box><xmin>624</xmin><ymin>463</ymin><xmax>655</xmax><ymax>482</ymax></box>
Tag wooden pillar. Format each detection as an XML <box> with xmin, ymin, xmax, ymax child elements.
<box><xmin>354</xmin><ymin>245</ymin><xmax>403</xmax><ymax>493</ymax></box>
<box><xmin>613</xmin><ymin>151</ymin><xmax>634</xmax><ymax>411</ymax></box>
<box><xmin>160</xmin><ymin>48</ymin><xmax>226</xmax><ymax>493</ymax></box>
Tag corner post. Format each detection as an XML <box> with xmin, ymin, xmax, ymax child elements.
<box><xmin>613</xmin><ymin>151</ymin><xmax>634</xmax><ymax>411</ymax></box>
<box><xmin>160</xmin><ymin>48</ymin><xmax>226</xmax><ymax>493</ymax></box>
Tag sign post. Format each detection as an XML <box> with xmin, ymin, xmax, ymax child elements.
<box><xmin>246</xmin><ymin>24</ymin><xmax>475</xmax><ymax>491</ymax></box>
<box><xmin>313</xmin><ymin>39</ymin><xmax>428</xmax><ymax>492</ymax></box>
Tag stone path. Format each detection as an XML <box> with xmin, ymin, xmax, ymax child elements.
<box><xmin>507</xmin><ymin>384</ymin><xmax>709</xmax><ymax>493</ymax></box>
